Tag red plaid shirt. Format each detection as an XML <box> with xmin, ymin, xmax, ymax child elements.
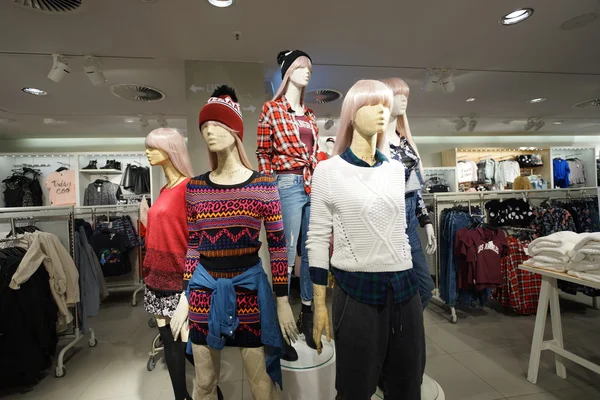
<box><xmin>495</xmin><ymin>237</ymin><xmax>541</xmax><ymax>315</ymax></box>
<box><xmin>256</xmin><ymin>96</ymin><xmax>319</xmax><ymax>194</ymax></box>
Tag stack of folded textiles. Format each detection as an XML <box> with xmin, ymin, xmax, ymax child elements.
<box><xmin>523</xmin><ymin>231</ymin><xmax>580</xmax><ymax>272</ymax></box>
<box><xmin>567</xmin><ymin>233</ymin><xmax>600</xmax><ymax>283</ymax></box>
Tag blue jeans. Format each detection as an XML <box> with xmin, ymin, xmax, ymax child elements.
<box><xmin>405</xmin><ymin>194</ymin><xmax>435</xmax><ymax>309</ymax></box>
<box><xmin>275</xmin><ymin>174</ymin><xmax>313</xmax><ymax>303</ymax></box>
<box><xmin>439</xmin><ymin>210</ymin><xmax>472</xmax><ymax>306</ymax></box>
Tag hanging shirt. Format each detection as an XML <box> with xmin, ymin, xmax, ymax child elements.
<box><xmin>553</xmin><ymin>159</ymin><xmax>571</xmax><ymax>188</ymax></box>
<box><xmin>45</xmin><ymin>170</ymin><xmax>77</xmax><ymax>206</ymax></box>
<box><xmin>457</xmin><ymin>161</ymin><xmax>478</xmax><ymax>183</ymax></box>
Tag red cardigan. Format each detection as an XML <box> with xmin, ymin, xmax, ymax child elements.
<box><xmin>143</xmin><ymin>178</ymin><xmax>190</xmax><ymax>292</ymax></box>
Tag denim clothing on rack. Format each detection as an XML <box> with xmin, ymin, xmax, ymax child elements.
<box><xmin>275</xmin><ymin>173</ymin><xmax>312</xmax><ymax>302</ymax></box>
<box><xmin>439</xmin><ymin>209</ymin><xmax>480</xmax><ymax>305</ymax></box>
<box><xmin>405</xmin><ymin>194</ymin><xmax>434</xmax><ymax>309</ymax></box>
<box><xmin>185</xmin><ymin>261</ymin><xmax>283</xmax><ymax>389</ymax></box>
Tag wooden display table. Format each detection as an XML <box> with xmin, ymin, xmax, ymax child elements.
<box><xmin>519</xmin><ymin>265</ymin><xmax>600</xmax><ymax>383</ymax></box>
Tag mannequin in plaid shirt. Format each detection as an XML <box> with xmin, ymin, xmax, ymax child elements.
<box><xmin>256</xmin><ymin>50</ymin><xmax>320</xmax><ymax>354</ymax></box>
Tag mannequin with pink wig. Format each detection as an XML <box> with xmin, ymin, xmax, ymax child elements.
<box><xmin>308</xmin><ymin>80</ymin><xmax>424</xmax><ymax>399</ymax></box>
<box><xmin>143</xmin><ymin>127</ymin><xmax>195</xmax><ymax>400</ymax></box>
<box><xmin>256</xmin><ymin>49</ymin><xmax>320</xmax><ymax>354</ymax></box>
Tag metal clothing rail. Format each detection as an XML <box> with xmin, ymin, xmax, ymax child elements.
<box><xmin>429</xmin><ymin>187</ymin><xmax>599</xmax><ymax>324</ymax></box>
<box><xmin>0</xmin><ymin>206</ymin><xmax>97</xmax><ymax>378</ymax></box>
<box><xmin>74</xmin><ymin>205</ymin><xmax>144</xmax><ymax>306</ymax></box>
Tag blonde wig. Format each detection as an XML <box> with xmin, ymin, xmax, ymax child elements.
<box><xmin>201</xmin><ymin>121</ymin><xmax>253</xmax><ymax>171</ymax></box>
<box><xmin>145</xmin><ymin>128</ymin><xmax>194</xmax><ymax>177</ymax></box>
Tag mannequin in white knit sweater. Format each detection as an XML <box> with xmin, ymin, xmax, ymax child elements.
<box><xmin>307</xmin><ymin>80</ymin><xmax>424</xmax><ymax>400</ymax></box>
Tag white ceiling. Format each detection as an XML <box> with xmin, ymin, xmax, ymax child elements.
<box><xmin>0</xmin><ymin>0</ymin><xmax>599</xmax><ymax>138</ymax></box>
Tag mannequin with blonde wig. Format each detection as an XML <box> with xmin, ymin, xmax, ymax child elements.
<box><xmin>308</xmin><ymin>79</ymin><xmax>424</xmax><ymax>400</ymax></box>
<box><xmin>256</xmin><ymin>49</ymin><xmax>319</xmax><ymax>353</ymax></box>
<box><xmin>204</xmin><ymin>121</ymin><xmax>253</xmax><ymax>171</ymax></box>
<box><xmin>143</xmin><ymin>127</ymin><xmax>195</xmax><ymax>400</ymax></box>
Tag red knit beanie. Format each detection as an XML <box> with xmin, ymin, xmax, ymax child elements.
<box><xmin>198</xmin><ymin>85</ymin><xmax>244</xmax><ymax>140</ymax></box>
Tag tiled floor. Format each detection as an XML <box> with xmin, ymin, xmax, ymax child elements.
<box><xmin>3</xmin><ymin>292</ymin><xmax>600</xmax><ymax>400</ymax></box>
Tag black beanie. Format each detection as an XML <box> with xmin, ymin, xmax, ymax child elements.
<box><xmin>277</xmin><ymin>50</ymin><xmax>312</xmax><ymax>78</ymax></box>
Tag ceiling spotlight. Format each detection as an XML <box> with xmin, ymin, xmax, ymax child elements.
<box><xmin>468</xmin><ymin>118</ymin><xmax>477</xmax><ymax>132</ymax></box>
<box><xmin>124</xmin><ymin>118</ymin><xmax>136</xmax><ymax>123</ymax></box>
<box><xmin>554</xmin><ymin>121</ymin><xmax>563</xmax><ymax>125</ymax></box>
<box><xmin>208</xmin><ymin>0</ymin><xmax>234</xmax><ymax>7</ymax></box>
<box><xmin>466</xmin><ymin>98</ymin><xmax>476</xmax><ymax>102</ymax></box>
<box><xmin>455</xmin><ymin>117</ymin><xmax>467</xmax><ymax>131</ymax></box>
<box><xmin>84</xmin><ymin>55</ymin><xmax>107</xmax><ymax>86</ymax></box>
<box><xmin>501</xmin><ymin>8</ymin><xmax>534</xmax><ymax>25</ymax></box>
<box><xmin>324</xmin><ymin>118</ymin><xmax>334</xmax><ymax>130</ymax></box>
<box><xmin>22</xmin><ymin>87</ymin><xmax>48</xmax><ymax>96</ymax></box>
<box><xmin>157</xmin><ymin>115</ymin><xmax>168</xmax><ymax>127</ymax></box>
<box><xmin>524</xmin><ymin>118</ymin><xmax>536</xmax><ymax>131</ymax></box>
<box><xmin>528</xmin><ymin>97</ymin><xmax>547</xmax><ymax>104</ymax></box>
<box><xmin>139</xmin><ymin>115</ymin><xmax>149</xmax><ymax>129</ymax></box>
<box><xmin>424</xmin><ymin>69</ymin><xmax>455</xmax><ymax>93</ymax></box>
<box><xmin>533</xmin><ymin>119</ymin><xmax>545</xmax><ymax>132</ymax></box>
<box><xmin>48</xmin><ymin>54</ymin><xmax>71</xmax><ymax>83</ymax></box>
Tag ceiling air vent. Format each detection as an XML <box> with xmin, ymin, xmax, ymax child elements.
<box><xmin>305</xmin><ymin>89</ymin><xmax>343</xmax><ymax>104</ymax></box>
<box><xmin>110</xmin><ymin>84</ymin><xmax>165</xmax><ymax>102</ymax></box>
<box><xmin>14</xmin><ymin>0</ymin><xmax>82</xmax><ymax>13</ymax></box>
<box><xmin>573</xmin><ymin>98</ymin><xmax>600</xmax><ymax>109</ymax></box>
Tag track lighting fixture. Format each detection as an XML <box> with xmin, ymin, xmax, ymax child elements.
<box><xmin>139</xmin><ymin>115</ymin><xmax>149</xmax><ymax>132</ymax></box>
<box><xmin>468</xmin><ymin>118</ymin><xmax>477</xmax><ymax>132</ymax></box>
<box><xmin>324</xmin><ymin>118</ymin><xmax>334</xmax><ymax>130</ymax></box>
<box><xmin>48</xmin><ymin>54</ymin><xmax>71</xmax><ymax>83</ymax></box>
<box><xmin>157</xmin><ymin>115</ymin><xmax>168</xmax><ymax>128</ymax></box>
<box><xmin>84</xmin><ymin>55</ymin><xmax>107</xmax><ymax>86</ymax></box>
<box><xmin>455</xmin><ymin>117</ymin><xmax>467</xmax><ymax>131</ymax></box>
<box><xmin>524</xmin><ymin>118</ymin><xmax>545</xmax><ymax>131</ymax></box>
<box><xmin>424</xmin><ymin>69</ymin><xmax>455</xmax><ymax>93</ymax></box>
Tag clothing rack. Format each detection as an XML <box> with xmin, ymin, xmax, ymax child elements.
<box><xmin>0</xmin><ymin>206</ymin><xmax>97</xmax><ymax>378</ymax></box>
<box><xmin>430</xmin><ymin>187</ymin><xmax>599</xmax><ymax>323</ymax></box>
<box><xmin>74</xmin><ymin>205</ymin><xmax>144</xmax><ymax>306</ymax></box>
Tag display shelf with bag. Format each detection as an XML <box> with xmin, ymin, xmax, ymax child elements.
<box><xmin>423</xmin><ymin>167</ymin><xmax>457</xmax><ymax>193</ymax></box>
<box><xmin>441</xmin><ymin>147</ymin><xmax>552</xmax><ymax>192</ymax></box>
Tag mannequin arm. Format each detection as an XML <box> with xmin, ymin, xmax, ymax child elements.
<box><xmin>424</xmin><ymin>223</ymin><xmax>437</xmax><ymax>254</ymax></box>
<box><xmin>312</xmin><ymin>284</ymin><xmax>331</xmax><ymax>355</ymax></box>
<box><xmin>170</xmin><ymin>291</ymin><xmax>189</xmax><ymax>340</ymax></box>
<box><xmin>276</xmin><ymin>296</ymin><xmax>299</xmax><ymax>345</ymax></box>
<box><xmin>256</xmin><ymin>104</ymin><xmax>274</xmax><ymax>174</ymax></box>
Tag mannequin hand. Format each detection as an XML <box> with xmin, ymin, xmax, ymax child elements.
<box><xmin>171</xmin><ymin>292</ymin><xmax>189</xmax><ymax>340</ymax></box>
<box><xmin>312</xmin><ymin>284</ymin><xmax>331</xmax><ymax>355</ymax></box>
<box><xmin>425</xmin><ymin>224</ymin><xmax>437</xmax><ymax>255</ymax></box>
<box><xmin>276</xmin><ymin>296</ymin><xmax>299</xmax><ymax>345</ymax></box>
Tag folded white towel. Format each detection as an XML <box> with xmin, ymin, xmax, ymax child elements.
<box><xmin>571</xmin><ymin>248</ymin><xmax>600</xmax><ymax>262</ymax></box>
<box><xmin>569</xmin><ymin>261</ymin><xmax>600</xmax><ymax>273</ymax></box>
<box><xmin>531</xmin><ymin>254</ymin><xmax>571</xmax><ymax>264</ymax></box>
<box><xmin>528</xmin><ymin>231</ymin><xmax>580</xmax><ymax>255</ymax></box>
<box><xmin>523</xmin><ymin>258</ymin><xmax>568</xmax><ymax>272</ymax></box>
<box><xmin>572</xmin><ymin>233</ymin><xmax>600</xmax><ymax>252</ymax></box>
<box><xmin>568</xmin><ymin>270</ymin><xmax>600</xmax><ymax>284</ymax></box>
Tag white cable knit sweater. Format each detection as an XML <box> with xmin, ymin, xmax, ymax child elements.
<box><xmin>306</xmin><ymin>155</ymin><xmax>412</xmax><ymax>274</ymax></box>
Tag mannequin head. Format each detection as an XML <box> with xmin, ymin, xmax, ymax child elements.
<box><xmin>381</xmin><ymin>77</ymin><xmax>422</xmax><ymax>166</ymax></box>
<box><xmin>273</xmin><ymin>52</ymin><xmax>313</xmax><ymax>102</ymax></box>
<box><xmin>325</xmin><ymin>138</ymin><xmax>335</xmax><ymax>155</ymax></box>
<box><xmin>145</xmin><ymin>128</ymin><xmax>194</xmax><ymax>177</ymax></box>
<box><xmin>200</xmin><ymin>121</ymin><xmax>253</xmax><ymax>171</ymax></box>
<box><xmin>332</xmin><ymin>80</ymin><xmax>393</xmax><ymax>156</ymax></box>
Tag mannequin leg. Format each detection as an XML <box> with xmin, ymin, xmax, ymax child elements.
<box><xmin>240</xmin><ymin>347</ymin><xmax>279</xmax><ymax>400</ymax></box>
<box><xmin>156</xmin><ymin>316</ymin><xmax>191</xmax><ymax>400</ymax></box>
<box><xmin>191</xmin><ymin>344</ymin><xmax>221</xmax><ymax>400</ymax></box>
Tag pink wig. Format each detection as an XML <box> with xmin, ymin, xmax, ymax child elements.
<box><xmin>272</xmin><ymin>56</ymin><xmax>313</xmax><ymax>102</ymax></box>
<box><xmin>381</xmin><ymin>77</ymin><xmax>423</xmax><ymax>171</ymax></box>
<box><xmin>145</xmin><ymin>128</ymin><xmax>194</xmax><ymax>177</ymax></box>
<box><xmin>332</xmin><ymin>80</ymin><xmax>393</xmax><ymax>156</ymax></box>
<box><xmin>200</xmin><ymin>121</ymin><xmax>253</xmax><ymax>171</ymax></box>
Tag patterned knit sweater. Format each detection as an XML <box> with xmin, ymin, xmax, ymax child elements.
<box><xmin>143</xmin><ymin>178</ymin><xmax>190</xmax><ymax>292</ymax></box>
<box><xmin>183</xmin><ymin>171</ymin><xmax>288</xmax><ymax>296</ymax></box>
<box><xmin>307</xmin><ymin>156</ymin><xmax>412</xmax><ymax>274</ymax></box>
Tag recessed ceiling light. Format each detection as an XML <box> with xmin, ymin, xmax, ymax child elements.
<box><xmin>528</xmin><ymin>97</ymin><xmax>547</xmax><ymax>104</ymax></box>
<box><xmin>208</xmin><ymin>0</ymin><xmax>233</xmax><ymax>7</ymax></box>
<box><xmin>124</xmin><ymin>118</ymin><xmax>136</xmax><ymax>123</ymax></box>
<box><xmin>501</xmin><ymin>8</ymin><xmax>534</xmax><ymax>25</ymax></box>
<box><xmin>466</xmin><ymin>98</ymin><xmax>476</xmax><ymax>102</ymax></box>
<box><xmin>554</xmin><ymin>121</ymin><xmax>563</xmax><ymax>125</ymax></box>
<box><xmin>22</xmin><ymin>87</ymin><xmax>48</xmax><ymax>96</ymax></box>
